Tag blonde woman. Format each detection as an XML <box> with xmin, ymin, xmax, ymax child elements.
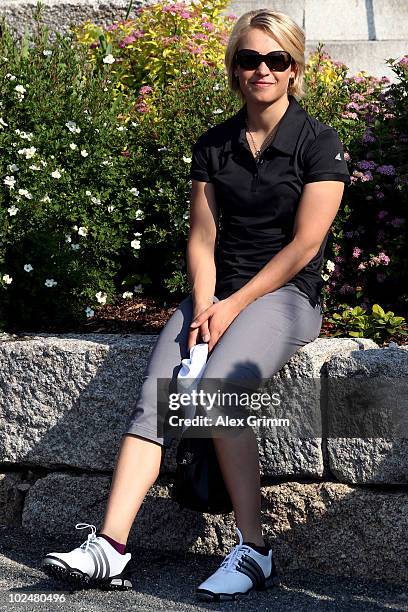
<box><xmin>41</xmin><ymin>8</ymin><xmax>350</xmax><ymax>602</ymax></box>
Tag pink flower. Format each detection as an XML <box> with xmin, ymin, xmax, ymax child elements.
<box><xmin>202</xmin><ymin>21</ymin><xmax>215</xmax><ymax>31</ymax></box>
<box><xmin>378</xmin><ymin>251</ymin><xmax>390</xmax><ymax>265</ymax></box>
<box><xmin>358</xmin><ymin>262</ymin><xmax>367</xmax><ymax>270</ymax></box>
<box><xmin>377</xmin><ymin>210</ymin><xmax>387</xmax><ymax>220</ymax></box>
<box><xmin>353</xmin><ymin>247</ymin><xmax>362</xmax><ymax>258</ymax></box>
<box><xmin>139</xmin><ymin>85</ymin><xmax>153</xmax><ymax>95</ymax></box>
<box><xmin>375</xmin><ymin>191</ymin><xmax>385</xmax><ymax>199</ymax></box>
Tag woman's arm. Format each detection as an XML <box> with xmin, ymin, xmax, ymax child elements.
<box><xmin>187</xmin><ymin>179</ymin><xmax>218</xmax><ymax>318</ymax></box>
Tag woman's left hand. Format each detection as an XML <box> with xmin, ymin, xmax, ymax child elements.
<box><xmin>189</xmin><ymin>297</ymin><xmax>242</xmax><ymax>354</ymax></box>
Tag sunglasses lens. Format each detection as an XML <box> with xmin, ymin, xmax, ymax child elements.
<box><xmin>236</xmin><ymin>51</ymin><xmax>291</xmax><ymax>72</ymax></box>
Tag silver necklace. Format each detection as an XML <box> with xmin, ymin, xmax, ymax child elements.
<box><xmin>245</xmin><ymin>117</ymin><xmax>277</xmax><ymax>162</ymax></box>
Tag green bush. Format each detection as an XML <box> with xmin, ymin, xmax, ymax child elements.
<box><xmin>327</xmin><ymin>304</ymin><xmax>406</xmax><ymax>343</ymax></box>
<box><xmin>0</xmin><ymin>16</ymin><xmax>142</xmax><ymax>328</ymax></box>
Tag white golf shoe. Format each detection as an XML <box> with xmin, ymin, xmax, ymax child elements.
<box><xmin>196</xmin><ymin>526</ymin><xmax>278</xmax><ymax>601</ymax></box>
<box><xmin>41</xmin><ymin>523</ymin><xmax>132</xmax><ymax>590</ymax></box>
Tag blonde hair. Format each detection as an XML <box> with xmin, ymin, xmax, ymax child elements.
<box><xmin>224</xmin><ymin>9</ymin><xmax>306</xmax><ymax>103</ymax></box>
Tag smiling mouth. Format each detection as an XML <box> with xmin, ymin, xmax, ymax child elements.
<box><xmin>252</xmin><ymin>82</ymin><xmax>276</xmax><ymax>86</ymax></box>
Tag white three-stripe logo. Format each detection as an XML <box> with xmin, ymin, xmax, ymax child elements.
<box><xmin>334</xmin><ymin>153</ymin><xmax>342</xmax><ymax>160</ymax></box>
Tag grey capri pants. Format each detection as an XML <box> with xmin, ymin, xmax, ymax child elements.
<box><xmin>122</xmin><ymin>282</ymin><xmax>323</xmax><ymax>449</ymax></box>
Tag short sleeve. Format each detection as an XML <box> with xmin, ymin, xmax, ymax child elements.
<box><xmin>190</xmin><ymin>134</ymin><xmax>212</xmax><ymax>183</ymax></box>
<box><xmin>303</xmin><ymin>128</ymin><xmax>351</xmax><ymax>185</ymax></box>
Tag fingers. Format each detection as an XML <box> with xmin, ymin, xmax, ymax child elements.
<box><xmin>187</xmin><ymin>328</ymin><xmax>199</xmax><ymax>352</ymax></box>
<box><xmin>201</xmin><ymin>321</ymin><xmax>210</xmax><ymax>343</ymax></box>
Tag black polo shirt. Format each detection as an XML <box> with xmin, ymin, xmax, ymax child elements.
<box><xmin>189</xmin><ymin>94</ymin><xmax>351</xmax><ymax>308</ymax></box>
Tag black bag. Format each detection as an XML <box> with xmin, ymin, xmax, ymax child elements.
<box><xmin>171</xmin><ymin>431</ymin><xmax>233</xmax><ymax>514</ymax></box>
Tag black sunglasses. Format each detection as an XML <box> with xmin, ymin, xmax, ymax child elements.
<box><xmin>235</xmin><ymin>49</ymin><xmax>293</xmax><ymax>72</ymax></box>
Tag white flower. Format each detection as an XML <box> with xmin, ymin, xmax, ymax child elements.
<box><xmin>8</xmin><ymin>164</ymin><xmax>19</xmax><ymax>172</ymax></box>
<box><xmin>18</xmin><ymin>146</ymin><xmax>36</xmax><ymax>159</ymax></box>
<box><xmin>40</xmin><ymin>195</ymin><xmax>51</xmax><ymax>202</ymax></box>
<box><xmin>325</xmin><ymin>260</ymin><xmax>335</xmax><ymax>272</ymax></box>
<box><xmin>15</xmin><ymin>84</ymin><xmax>26</xmax><ymax>95</ymax></box>
<box><xmin>107</xmin><ymin>205</ymin><xmax>115</xmax><ymax>213</ymax></box>
<box><xmin>122</xmin><ymin>291</ymin><xmax>133</xmax><ymax>299</ymax></box>
<box><xmin>65</xmin><ymin>121</ymin><xmax>81</xmax><ymax>134</ymax></box>
<box><xmin>157</xmin><ymin>147</ymin><xmax>167</xmax><ymax>152</ymax></box>
<box><xmin>0</xmin><ymin>117</ymin><xmax>8</xmax><ymax>128</ymax></box>
<box><xmin>91</xmin><ymin>197</ymin><xmax>101</xmax><ymax>205</ymax></box>
<box><xmin>95</xmin><ymin>291</ymin><xmax>107</xmax><ymax>304</ymax></box>
<box><xmin>69</xmin><ymin>143</ymin><xmax>78</xmax><ymax>150</ymax></box>
<box><xmin>24</xmin><ymin>263</ymin><xmax>33</xmax><ymax>272</ymax></box>
<box><xmin>103</xmin><ymin>54</ymin><xmax>115</xmax><ymax>64</ymax></box>
<box><xmin>129</xmin><ymin>187</ymin><xmax>139</xmax><ymax>196</ymax></box>
<box><xmin>51</xmin><ymin>169</ymin><xmax>61</xmax><ymax>178</ymax></box>
<box><xmin>213</xmin><ymin>83</ymin><xmax>220</xmax><ymax>90</ymax></box>
<box><xmin>4</xmin><ymin>175</ymin><xmax>16</xmax><ymax>188</ymax></box>
<box><xmin>321</xmin><ymin>273</ymin><xmax>330</xmax><ymax>281</ymax></box>
<box><xmin>65</xmin><ymin>234</ymin><xmax>72</xmax><ymax>243</ymax></box>
<box><xmin>45</xmin><ymin>278</ymin><xmax>57</xmax><ymax>287</ymax></box>
<box><xmin>133</xmin><ymin>231</ymin><xmax>142</xmax><ymax>237</ymax></box>
<box><xmin>213</xmin><ymin>108</ymin><xmax>223</xmax><ymax>114</ymax></box>
<box><xmin>85</xmin><ymin>306</ymin><xmax>94</xmax><ymax>318</ymax></box>
<box><xmin>71</xmin><ymin>243</ymin><xmax>80</xmax><ymax>250</ymax></box>
<box><xmin>18</xmin><ymin>188</ymin><xmax>32</xmax><ymax>199</ymax></box>
<box><xmin>43</xmin><ymin>49</ymin><xmax>52</xmax><ymax>56</ymax></box>
<box><xmin>15</xmin><ymin>129</ymin><xmax>33</xmax><ymax>140</ymax></box>
<box><xmin>72</xmin><ymin>225</ymin><xmax>78</xmax><ymax>231</ymax></box>
<box><xmin>2</xmin><ymin>274</ymin><xmax>12</xmax><ymax>284</ymax></box>
<box><xmin>116</xmin><ymin>126</ymin><xmax>125</xmax><ymax>131</ymax></box>
<box><xmin>7</xmin><ymin>205</ymin><xmax>19</xmax><ymax>216</ymax></box>
<box><xmin>29</xmin><ymin>164</ymin><xmax>41</xmax><ymax>170</ymax></box>
<box><xmin>133</xmin><ymin>283</ymin><xmax>143</xmax><ymax>293</ymax></box>
<box><xmin>78</xmin><ymin>226</ymin><xmax>88</xmax><ymax>237</ymax></box>
<box><xmin>85</xmin><ymin>190</ymin><xmax>92</xmax><ymax>196</ymax></box>
<box><xmin>182</xmin><ymin>156</ymin><xmax>192</xmax><ymax>163</ymax></box>
<box><xmin>6</xmin><ymin>73</ymin><xmax>17</xmax><ymax>80</ymax></box>
<box><xmin>80</xmin><ymin>149</ymin><xmax>88</xmax><ymax>157</ymax></box>
<box><xmin>135</xmin><ymin>208</ymin><xmax>144</xmax><ymax>220</ymax></box>
<box><xmin>131</xmin><ymin>239</ymin><xmax>141</xmax><ymax>250</ymax></box>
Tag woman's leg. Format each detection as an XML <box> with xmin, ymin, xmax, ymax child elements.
<box><xmin>99</xmin><ymin>293</ymin><xmax>216</xmax><ymax>545</ymax></box>
<box><xmin>198</xmin><ymin>283</ymin><xmax>323</xmax><ymax>545</ymax></box>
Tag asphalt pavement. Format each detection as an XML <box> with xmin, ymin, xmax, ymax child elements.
<box><xmin>0</xmin><ymin>525</ymin><xmax>407</xmax><ymax>612</ymax></box>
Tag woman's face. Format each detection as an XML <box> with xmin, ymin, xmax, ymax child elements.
<box><xmin>234</xmin><ymin>28</ymin><xmax>296</xmax><ymax>104</ymax></box>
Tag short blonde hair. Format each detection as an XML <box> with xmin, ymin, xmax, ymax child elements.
<box><xmin>225</xmin><ymin>9</ymin><xmax>306</xmax><ymax>103</ymax></box>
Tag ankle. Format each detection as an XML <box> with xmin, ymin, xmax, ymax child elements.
<box><xmin>97</xmin><ymin>531</ymin><xmax>127</xmax><ymax>555</ymax></box>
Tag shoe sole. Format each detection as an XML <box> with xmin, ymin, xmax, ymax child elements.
<box><xmin>41</xmin><ymin>558</ymin><xmax>133</xmax><ymax>591</ymax></box>
<box><xmin>196</xmin><ymin>560</ymin><xmax>281</xmax><ymax>602</ymax></box>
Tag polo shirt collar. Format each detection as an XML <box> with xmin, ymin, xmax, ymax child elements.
<box><xmin>232</xmin><ymin>94</ymin><xmax>308</xmax><ymax>155</ymax></box>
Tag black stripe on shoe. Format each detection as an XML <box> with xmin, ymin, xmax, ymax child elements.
<box><xmin>90</xmin><ymin>542</ymin><xmax>111</xmax><ymax>580</ymax></box>
<box><xmin>87</xmin><ymin>546</ymin><xmax>101</xmax><ymax>579</ymax></box>
<box><xmin>236</xmin><ymin>554</ymin><xmax>266</xmax><ymax>588</ymax></box>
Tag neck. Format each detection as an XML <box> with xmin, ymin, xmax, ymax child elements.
<box><xmin>245</xmin><ymin>94</ymin><xmax>291</xmax><ymax>134</ymax></box>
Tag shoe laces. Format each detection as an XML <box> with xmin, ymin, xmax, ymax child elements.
<box><xmin>76</xmin><ymin>523</ymin><xmax>97</xmax><ymax>553</ymax></box>
<box><xmin>220</xmin><ymin>527</ymin><xmax>251</xmax><ymax>573</ymax></box>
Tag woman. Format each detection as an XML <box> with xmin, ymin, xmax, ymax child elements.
<box><xmin>41</xmin><ymin>8</ymin><xmax>350</xmax><ymax>602</ymax></box>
